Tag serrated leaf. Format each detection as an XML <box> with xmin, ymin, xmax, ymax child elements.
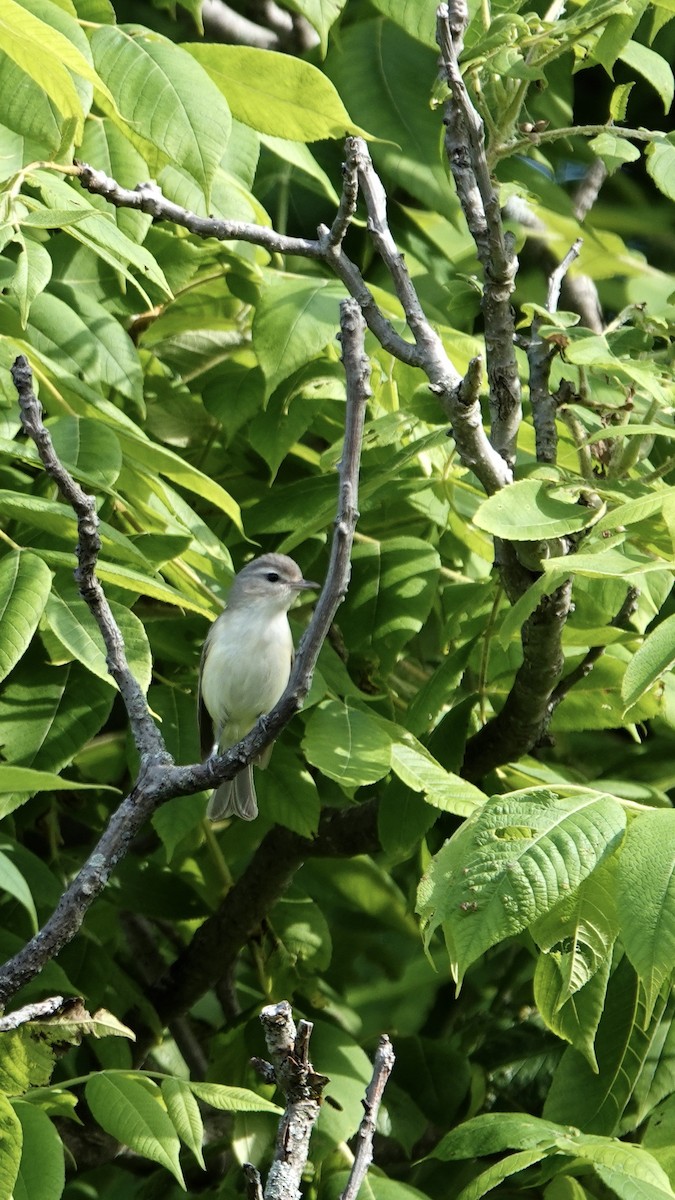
<box><xmin>0</xmin><ymin>551</ymin><xmax>52</xmax><ymax>685</ymax></box>
<box><xmin>85</xmin><ymin>1073</ymin><xmax>184</xmax><ymax>1186</ymax></box>
<box><xmin>91</xmin><ymin>25</ymin><xmax>231</xmax><ymax>202</ymax></box>
<box><xmin>303</xmin><ymin>700</ymin><xmax>392</xmax><ymax>788</ymax></box>
<box><xmin>12</xmin><ymin>1100</ymin><xmax>64</xmax><ymax>1200</ymax></box>
<box><xmin>617</xmin><ymin>810</ymin><xmax>675</xmax><ymax>1023</ymax></box>
<box><xmin>473</xmin><ymin>479</ymin><xmax>602</xmax><ymax>540</ymax></box>
<box><xmin>185</xmin><ymin>43</ymin><xmax>365</xmax><ymax>141</ymax></box>
<box><xmin>588</xmin><ymin>132</ymin><xmax>640</xmax><ymax>174</ymax></box>
<box><xmin>10</xmin><ymin>236</ymin><xmax>51</xmax><ymax>329</ymax></box>
<box><xmin>417</xmin><ymin>788</ymin><xmax>626</xmax><ymax>985</ymax></box>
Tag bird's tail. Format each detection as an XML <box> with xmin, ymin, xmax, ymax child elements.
<box><xmin>207</xmin><ymin>763</ymin><xmax>258</xmax><ymax>822</ymax></box>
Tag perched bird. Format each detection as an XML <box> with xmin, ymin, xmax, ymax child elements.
<box><xmin>198</xmin><ymin>553</ymin><xmax>319</xmax><ymax>821</ymax></box>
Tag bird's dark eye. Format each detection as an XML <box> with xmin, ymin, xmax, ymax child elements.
<box><xmin>266</xmin><ymin>571</ymin><xmax>280</xmax><ymax>582</ymax></box>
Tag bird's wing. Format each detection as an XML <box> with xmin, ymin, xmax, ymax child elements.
<box><xmin>197</xmin><ymin>626</ymin><xmax>217</xmax><ymax>759</ymax></box>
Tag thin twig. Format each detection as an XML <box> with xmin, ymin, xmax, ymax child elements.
<box><xmin>340</xmin><ymin>1036</ymin><xmax>396</xmax><ymax>1200</ymax></box>
<box><xmin>76</xmin><ymin>153</ymin><xmax>511</xmax><ymax>494</ymax></box>
<box><xmin>437</xmin><ymin>2</ymin><xmax>522</xmax><ymax>468</ymax></box>
<box><xmin>0</xmin><ymin>303</ymin><xmax>369</xmax><ymax>1009</ymax></box>
<box><xmin>527</xmin><ymin>239</ymin><xmax>582</xmax><ymax>463</ymax></box>
<box><xmin>11</xmin><ymin>356</ymin><xmax>169</xmax><ymax>768</ymax></box>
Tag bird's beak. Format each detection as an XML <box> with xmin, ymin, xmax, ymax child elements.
<box><xmin>294</xmin><ymin>578</ymin><xmax>320</xmax><ymax>591</ymax></box>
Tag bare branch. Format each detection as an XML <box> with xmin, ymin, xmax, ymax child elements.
<box><xmin>202</xmin><ymin>0</ymin><xmax>279</xmax><ymax>48</ymax></box>
<box><xmin>243</xmin><ymin>1164</ymin><xmax>265</xmax><ymax>1200</ymax></box>
<box><xmin>260</xmin><ymin>1003</ymin><xmax>327</xmax><ymax>1200</ymax></box>
<box><xmin>340</xmin><ymin>1036</ymin><xmax>396</xmax><ymax>1200</ymax></box>
<box><xmin>526</xmin><ymin>239</ymin><xmax>582</xmax><ymax>464</ymax></box>
<box><xmin>437</xmin><ymin>3</ymin><xmax>522</xmax><ymax>468</ymax></box>
<box><xmin>573</xmin><ymin>156</ymin><xmax>608</xmax><ymax>222</ymax></box>
<box><xmin>0</xmin><ymin>302</ymin><xmax>370</xmax><ymax>1010</ymax></box>
<box><xmin>10</xmin><ymin>356</ymin><xmax>169</xmax><ymax>768</ymax></box>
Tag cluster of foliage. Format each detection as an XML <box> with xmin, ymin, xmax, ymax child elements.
<box><xmin>0</xmin><ymin>0</ymin><xmax>674</xmax><ymax>1198</ymax></box>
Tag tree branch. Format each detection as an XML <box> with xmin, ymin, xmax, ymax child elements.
<box><xmin>549</xmin><ymin>585</ymin><xmax>640</xmax><ymax>710</ymax></box>
<box><xmin>258</xmin><ymin>1003</ymin><xmax>327</xmax><ymax>1200</ymax></box>
<box><xmin>76</xmin><ymin>151</ymin><xmax>512</xmax><ymax>495</ymax></box>
<box><xmin>10</xmin><ymin>355</ymin><xmax>169</xmax><ymax>769</ymax></box>
<box><xmin>340</xmin><ymin>1035</ymin><xmax>396</xmax><ymax>1200</ymax></box>
<box><xmin>462</xmin><ymin>578</ymin><xmax>573</xmax><ymax>781</ymax></box>
<box><xmin>526</xmin><ymin>239</ymin><xmax>582</xmax><ymax>464</ymax></box>
<box><xmin>0</xmin><ymin>301</ymin><xmax>369</xmax><ymax>1010</ymax></box>
<box><xmin>437</xmin><ymin>2</ymin><xmax>521</xmax><ymax>469</ymax></box>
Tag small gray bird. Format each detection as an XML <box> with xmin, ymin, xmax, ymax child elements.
<box><xmin>198</xmin><ymin>553</ymin><xmax>319</xmax><ymax>821</ymax></box>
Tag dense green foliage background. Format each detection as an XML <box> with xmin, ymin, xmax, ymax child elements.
<box><xmin>0</xmin><ymin>0</ymin><xmax>674</xmax><ymax>1197</ymax></box>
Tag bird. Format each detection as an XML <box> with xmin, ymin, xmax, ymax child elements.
<box><xmin>198</xmin><ymin>553</ymin><xmax>319</xmax><ymax>821</ymax></box>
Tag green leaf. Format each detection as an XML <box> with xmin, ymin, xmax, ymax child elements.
<box><xmin>588</xmin><ymin>132</ymin><xmax>640</xmax><ymax>174</ymax></box>
<box><xmin>257</xmin><ymin>745</ymin><xmax>321</xmax><ymax>837</ymax></box>
<box><xmin>47</xmin><ymin>415</ymin><xmax>123</xmax><ymax>490</ymax></box>
<box><xmin>473</xmin><ymin>479</ymin><xmax>602</xmax><ymax>540</ymax></box>
<box><xmin>457</xmin><ymin>1148</ymin><xmax>555</xmax><ymax>1200</ymax></box>
<box><xmin>622</xmin><ymin>613</ymin><xmax>675</xmax><ymax>709</ymax></box>
<box><xmin>535</xmin><ymin>949</ymin><xmax>611</xmax><ymax>1070</ymax></box>
<box><xmin>554</xmin><ymin>1133</ymin><xmax>675</xmax><ymax>1199</ymax></box>
<box><xmin>91</xmin><ymin>25</ymin><xmax>232</xmax><ymax>202</ymax></box>
<box><xmin>0</xmin><ymin>1092</ymin><xmax>21</xmax><ymax>1200</ymax></box>
<box><xmin>0</xmin><ymin>551</ymin><xmax>52</xmax><ymax>685</ymax></box>
<box><xmin>23</xmin><ymin>291</ymin><xmax>143</xmax><ymax>404</ymax></box>
<box><xmin>389</xmin><ymin>733</ymin><xmax>486</xmax><ymax>818</ymax></box>
<box><xmin>31</xmin><ymin>173</ymin><xmax>172</xmax><ymax>301</ymax></box>
<box><xmin>618</xmin><ymin>40</ymin><xmax>674</xmax><ymax>112</ymax></box>
<box><xmin>282</xmin><ymin>0</ymin><xmax>347</xmax><ymax>55</ymax></box>
<box><xmin>187</xmin><ymin>1081</ymin><xmax>282</xmax><ymax>1114</ymax></box>
<box><xmin>12</xmin><ymin>1100</ymin><xmax>64</xmax><ymax>1200</ymax></box>
<box><xmin>430</xmin><ymin>1111</ymin><xmax>570</xmax><ymax>1159</ymax></box>
<box><xmin>416</xmin><ymin>788</ymin><xmax>626</xmax><ymax>985</ymax></box>
<box><xmin>617</xmin><ymin>810</ymin><xmax>675</xmax><ymax>1023</ymax></box>
<box><xmin>0</xmin><ymin>850</ymin><xmax>37</xmax><ymax>931</ymax></box>
<box><xmin>43</xmin><ymin>590</ymin><xmax>152</xmax><ymax>693</ymax></box>
<box><xmin>252</xmin><ymin>274</ymin><xmax>344</xmax><ymax>397</ymax></box>
<box><xmin>161</xmin><ymin>1079</ymin><xmax>204</xmax><ymax>1169</ymax></box>
<box><xmin>544</xmin><ymin>957</ymin><xmax>669</xmax><ymax>1134</ymax></box>
<box><xmin>0</xmin><ymin>1029</ymin><xmax>55</xmax><ymax>1094</ymax></box>
<box><xmin>0</xmin><ymin>655</ymin><xmax>115</xmax><ymax>816</ymax></box>
<box><xmin>531</xmin><ymin>856</ymin><xmax>619</xmax><ymax>1005</ymax></box>
<box><xmin>302</xmin><ymin>700</ymin><xmax>392</xmax><ymax>788</ymax></box>
<box><xmin>0</xmin><ymin>0</ymin><xmax>94</xmax><ymax>143</ymax></box>
<box><xmin>85</xmin><ymin>1073</ymin><xmax>184</xmax><ymax>1186</ymax></box>
<box><xmin>10</xmin><ymin>236</ymin><xmax>52</xmax><ymax>329</ymax></box>
<box><xmin>185</xmin><ymin>43</ymin><xmax>365</xmax><ymax>141</ymax></box>
<box><xmin>339</xmin><ymin>538</ymin><xmax>441</xmax><ymax>670</ymax></box>
<box><xmin>368</xmin><ymin>0</ymin><xmax>437</xmax><ymax>46</ymax></box>
<box><xmin>646</xmin><ymin>138</ymin><xmax>675</xmax><ymax>202</ymax></box>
